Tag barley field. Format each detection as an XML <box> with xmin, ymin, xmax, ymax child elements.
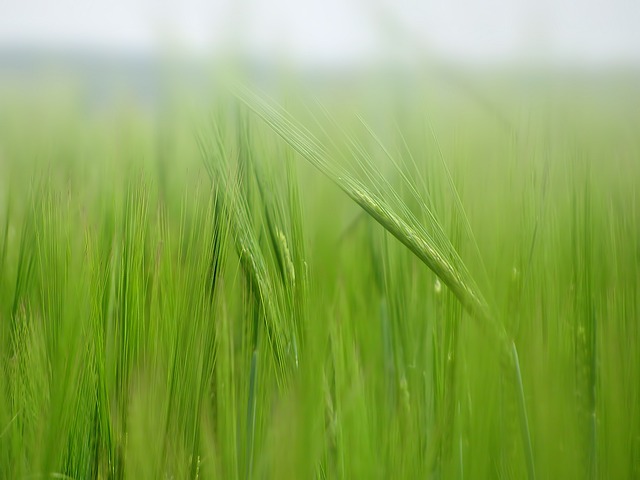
<box><xmin>0</xmin><ymin>69</ymin><xmax>639</xmax><ymax>479</ymax></box>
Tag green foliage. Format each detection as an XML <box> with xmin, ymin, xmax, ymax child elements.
<box><xmin>0</xmin><ymin>76</ymin><xmax>639</xmax><ymax>479</ymax></box>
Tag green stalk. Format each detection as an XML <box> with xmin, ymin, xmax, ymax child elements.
<box><xmin>246</xmin><ymin>349</ymin><xmax>258</xmax><ymax>480</ymax></box>
<box><xmin>511</xmin><ymin>342</ymin><xmax>536</xmax><ymax>480</ymax></box>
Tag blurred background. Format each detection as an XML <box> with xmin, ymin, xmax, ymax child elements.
<box><xmin>2</xmin><ymin>0</ymin><xmax>640</xmax><ymax>64</ymax></box>
<box><xmin>2</xmin><ymin>0</ymin><xmax>639</xmax><ymax>97</ymax></box>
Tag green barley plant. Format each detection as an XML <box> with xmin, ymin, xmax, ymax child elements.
<box><xmin>230</xmin><ymin>84</ymin><xmax>537</xmax><ymax>479</ymax></box>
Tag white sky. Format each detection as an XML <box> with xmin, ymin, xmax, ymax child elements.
<box><xmin>1</xmin><ymin>0</ymin><xmax>639</xmax><ymax>66</ymax></box>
